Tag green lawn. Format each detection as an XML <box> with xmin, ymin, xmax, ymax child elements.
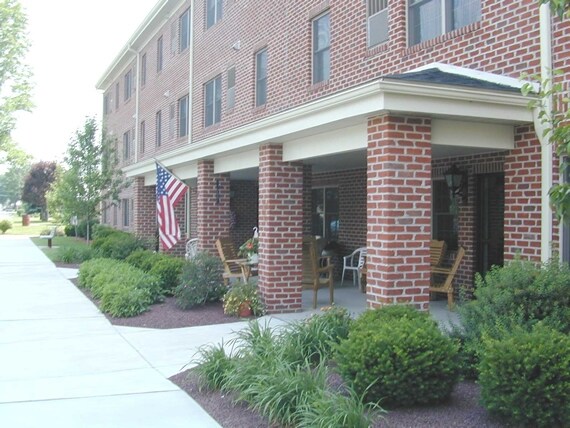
<box><xmin>29</xmin><ymin>235</ymin><xmax>91</xmax><ymax>262</ymax></box>
<box><xmin>0</xmin><ymin>214</ymin><xmax>57</xmax><ymax>236</ymax></box>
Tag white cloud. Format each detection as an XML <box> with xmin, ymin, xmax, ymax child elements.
<box><xmin>13</xmin><ymin>0</ymin><xmax>158</xmax><ymax>162</ymax></box>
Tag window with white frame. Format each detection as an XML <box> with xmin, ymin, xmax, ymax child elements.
<box><xmin>178</xmin><ymin>95</ymin><xmax>189</xmax><ymax>137</ymax></box>
<box><xmin>312</xmin><ymin>12</ymin><xmax>330</xmax><ymax>84</ymax></box>
<box><xmin>123</xmin><ymin>130</ymin><xmax>131</xmax><ymax>160</ymax></box>
<box><xmin>180</xmin><ymin>8</ymin><xmax>191</xmax><ymax>52</ymax></box>
<box><xmin>157</xmin><ymin>35</ymin><xmax>164</xmax><ymax>72</ymax></box>
<box><xmin>408</xmin><ymin>0</ymin><xmax>481</xmax><ymax>46</ymax></box>
<box><xmin>156</xmin><ymin>110</ymin><xmax>162</xmax><ymax>147</ymax></box>
<box><xmin>206</xmin><ymin>0</ymin><xmax>222</xmax><ymax>29</ymax></box>
<box><xmin>204</xmin><ymin>75</ymin><xmax>221</xmax><ymax>127</ymax></box>
<box><xmin>141</xmin><ymin>53</ymin><xmax>147</xmax><ymax>86</ymax></box>
<box><xmin>227</xmin><ymin>67</ymin><xmax>235</xmax><ymax>110</ymax></box>
<box><xmin>255</xmin><ymin>49</ymin><xmax>267</xmax><ymax>107</ymax></box>
<box><xmin>124</xmin><ymin>69</ymin><xmax>132</xmax><ymax>101</ymax></box>
<box><xmin>140</xmin><ymin>120</ymin><xmax>146</xmax><ymax>154</ymax></box>
<box><xmin>368</xmin><ymin>0</ymin><xmax>389</xmax><ymax>47</ymax></box>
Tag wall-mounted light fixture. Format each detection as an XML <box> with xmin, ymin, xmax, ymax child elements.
<box><xmin>443</xmin><ymin>164</ymin><xmax>466</xmax><ymax>215</ymax></box>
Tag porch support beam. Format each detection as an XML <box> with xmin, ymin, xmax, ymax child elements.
<box><xmin>366</xmin><ymin>115</ymin><xmax>432</xmax><ymax>310</ymax></box>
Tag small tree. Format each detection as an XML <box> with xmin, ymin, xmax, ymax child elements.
<box><xmin>21</xmin><ymin>161</ymin><xmax>57</xmax><ymax>220</ymax></box>
<box><xmin>47</xmin><ymin>118</ymin><xmax>125</xmax><ymax>241</ymax></box>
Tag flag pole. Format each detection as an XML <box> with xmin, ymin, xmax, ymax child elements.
<box><xmin>154</xmin><ymin>158</ymin><xmax>188</xmax><ymax>187</ymax></box>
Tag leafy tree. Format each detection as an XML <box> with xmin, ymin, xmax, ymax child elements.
<box><xmin>0</xmin><ymin>0</ymin><xmax>33</xmax><ymax>163</ymax></box>
<box><xmin>21</xmin><ymin>160</ymin><xmax>56</xmax><ymax>219</ymax></box>
<box><xmin>0</xmin><ymin>145</ymin><xmax>30</xmax><ymax>205</ymax></box>
<box><xmin>539</xmin><ymin>0</ymin><xmax>570</xmax><ymax>19</ymax></box>
<box><xmin>47</xmin><ymin>117</ymin><xmax>124</xmax><ymax>241</ymax></box>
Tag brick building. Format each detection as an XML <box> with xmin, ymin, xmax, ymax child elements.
<box><xmin>96</xmin><ymin>0</ymin><xmax>570</xmax><ymax>313</ymax></box>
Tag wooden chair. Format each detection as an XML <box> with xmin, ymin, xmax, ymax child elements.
<box><xmin>430</xmin><ymin>246</ymin><xmax>465</xmax><ymax>309</ymax></box>
<box><xmin>215</xmin><ymin>238</ymin><xmax>248</xmax><ymax>285</ymax></box>
<box><xmin>302</xmin><ymin>235</ymin><xmax>334</xmax><ymax>309</ymax></box>
<box><xmin>430</xmin><ymin>239</ymin><xmax>447</xmax><ymax>267</ymax></box>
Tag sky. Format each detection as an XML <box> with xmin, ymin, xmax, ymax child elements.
<box><xmin>12</xmin><ymin>0</ymin><xmax>158</xmax><ymax>162</ymax></box>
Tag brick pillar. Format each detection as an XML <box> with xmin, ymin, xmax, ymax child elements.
<box><xmin>132</xmin><ymin>177</ymin><xmax>156</xmax><ymax>242</ymax></box>
<box><xmin>258</xmin><ymin>144</ymin><xmax>304</xmax><ymax>313</ymax></box>
<box><xmin>367</xmin><ymin>115</ymin><xmax>432</xmax><ymax>311</ymax></box>
<box><xmin>303</xmin><ymin>164</ymin><xmax>313</xmax><ymax>235</ymax></box>
<box><xmin>189</xmin><ymin>186</ymin><xmax>198</xmax><ymax>239</ymax></box>
<box><xmin>197</xmin><ymin>160</ymin><xmax>230</xmax><ymax>253</ymax></box>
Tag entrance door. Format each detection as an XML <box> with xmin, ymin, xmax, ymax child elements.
<box><xmin>476</xmin><ymin>173</ymin><xmax>504</xmax><ymax>276</ymax></box>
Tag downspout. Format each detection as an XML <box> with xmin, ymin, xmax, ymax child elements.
<box><xmin>129</xmin><ymin>47</ymin><xmax>141</xmax><ymax>163</ymax></box>
<box><xmin>536</xmin><ymin>4</ymin><xmax>553</xmax><ymax>263</ymax></box>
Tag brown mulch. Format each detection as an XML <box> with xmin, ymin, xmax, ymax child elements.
<box><xmin>58</xmin><ymin>261</ymin><xmax>503</xmax><ymax>428</ymax></box>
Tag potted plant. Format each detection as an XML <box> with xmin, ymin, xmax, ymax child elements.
<box><xmin>238</xmin><ymin>237</ymin><xmax>259</xmax><ymax>263</ymax></box>
<box><xmin>222</xmin><ymin>282</ymin><xmax>264</xmax><ymax>317</ymax></box>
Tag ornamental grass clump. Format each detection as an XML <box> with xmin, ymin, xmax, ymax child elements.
<box><xmin>335</xmin><ymin>305</ymin><xmax>459</xmax><ymax>408</ymax></box>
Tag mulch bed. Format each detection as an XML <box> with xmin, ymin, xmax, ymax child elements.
<box><xmin>58</xmin><ymin>261</ymin><xmax>504</xmax><ymax>428</ymax></box>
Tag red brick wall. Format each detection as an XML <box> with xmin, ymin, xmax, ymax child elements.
<box><xmin>132</xmin><ymin>177</ymin><xmax>157</xmax><ymax>241</ymax></box>
<box><xmin>229</xmin><ymin>180</ymin><xmax>259</xmax><ymax>250</ymax></box>
<box><xmin>258</xmin><ymin>144</ymin><xmax>304</xmax><ymax>313</ymax></box>
<box><xmin>367</xmin><ymin>115</ymin><xmax>432</xmax><ymax>310</ymax></box>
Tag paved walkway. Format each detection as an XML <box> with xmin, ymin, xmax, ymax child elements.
<box><xmin>0</xmin><ymin>236</ymin><xmax>252</xmax><ymax>428</ymax></box>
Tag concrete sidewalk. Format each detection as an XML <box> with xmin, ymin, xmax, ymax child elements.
<box><xmin>0</xmin><ymin>236</ymin><xmax>234</xmax><ymax>428</ymax></box>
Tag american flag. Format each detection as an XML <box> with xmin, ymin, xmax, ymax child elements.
<box><xmin>156</xmin><ymin>163</ymin><xmax>188</xmax><ymax>250</ymax></box>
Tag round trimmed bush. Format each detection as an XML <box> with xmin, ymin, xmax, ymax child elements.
<box><xmin>125</xmin><ymin>249</ymin><xmax>159</xmax><ymax>272</ymax></box>
<box><xmin>149</xmin><ymin>256</ymin><xmax>185</xmax><ymax>293</ymax></box>
<box><xmin>335</xmin><ymin>305</ymin><xmax>459</xmax><ymax>408</ymax></box>
<box><xmin>174</xmin><ymin>252</ymin><xmax>225</xmax><ymax>309</ymax></box>
<box><xmin>479</xmin><ymin>324</ymin><xmax>570</xmax><ymax>427</ymax></box>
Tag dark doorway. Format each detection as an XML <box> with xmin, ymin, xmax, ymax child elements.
<box><xmin>476</xmin><ymin>173</ymin><xmax>504</xmax><ymax>276</ymax></box>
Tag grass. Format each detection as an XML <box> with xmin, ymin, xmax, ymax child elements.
<box><xmin>0</xmin><ymin>214</ymin><xmax>57</xmax><ymax>236</ymax></box>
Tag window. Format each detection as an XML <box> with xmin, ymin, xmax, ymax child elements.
<box><xmin>124</xmin><ymin>69</ymin><xmax>132</xmax><ymax>101</ymax></box>
<box><xmin>169</xmin><ymin>103</ymin><xmax>175</xmax><ymax>138</ymax></box>
<box><xmin>311</xmin><ymin>187</ymin><xmax>339</xmax><ymax>240</ymax></box>
<box><xmin>178</xmin><ymin>95</ymin><xmax>189</xmax><ymax>137</ymax></box>
<box><xmin>171</xmin><ymin>21</ymin><xmax>177</xmax><ymax>55</ymax></box>
<box><xmin>113</xmin><ymin>204</ymin><xmax>118</xmax><ymax>226</ymax></box>
<box><xmin>141</xmin><ymin>53</ymin><xmax>147</xmax><ymax>86</ymax></box>
<box><xmin>180</xmin><ymin>8</ymin><xmax>191</xmax><ymax>52</ymax></box>
<box><xmin>104</xmin><ymin>94</ymin><xmax>110</xmax><ymax>115</ymax></box>
<box><xmin>155</xmin><ymin>110</ymin><xmax>162</xmax><ymax>147</ymax></box>
<box><xmin>368</xmin><ymin>0</ymin><xmax>389</xmax><ymax>47</ymax></box>
<box><xmin>432</xmin><ymin>180</ymin><xmax>458</xmax><ymax>250</ymax></box>
<box><xmin>115</xmin><ymin>83</ymin><xmax>120</xmax><ymax>109</ymax></box>
<box><xmin>408</xmin><ymin>0</ymin><xmax>481</xmax><ymax>46</ymax></box>
<box><xmin>312</xmin><ymin>12</ymin><xmax>330</xmax><ymax>84</ymax></box>
<box><xmin>123</xmin><ymin>130</ymin><xmax>131</xmax><ymax>160</ymax></box>
<box><xmin>157</xmin><ymin>35</ymin><xmax>164</xmax><ymax>72</ymax></box>
<box><xmin>204</xmin><ymin>75</ymin><xmax>222</xmax><ymax>127</ymax></box>
<box><xmin>122</xmin><ymin>198</ymin><xmax>130</xmax><ymax>227</ymax></box>
<box><xmin>227</xmin><ymin>67</ymin><xmax>235</xmax><ymax>110</ymax></box>
<box><xmin>255</xmin><ymin>49</ymin><xmax>267</xmax><ymax>107</ymax></box>
<box><xmin>206</xmin><ymin>0</ymin><xmax>223</xmax><ymax>28</ymax></box>
<box><xmin>140</xmin><ymin>120</ymin><xmax>146</xmax><ymax>154</ymax></box>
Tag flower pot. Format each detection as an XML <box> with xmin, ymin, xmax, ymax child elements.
<box><xmin>238</xmin><ymin>301</ymin><xmax>252</xmax><ymax>317</ymax></box>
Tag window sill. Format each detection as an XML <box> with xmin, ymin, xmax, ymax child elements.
<box><xmin>366</xmin><ymin>41</ymin><xmax>389</xmax><ymax>58</ymax></box>
<box><xmin>406</xmin><ymin>21</ymin><xmax>481</xmax><ymax>54</ymax></box>
<box><xmin>309</xmin><ymin>80</ymin><xmax>329</xmax><ymax>93</ymax></box>
<box><xmin>252</xmin><ymin>104</ymin><xmax>267</xmax><ymax>115</ymax></box>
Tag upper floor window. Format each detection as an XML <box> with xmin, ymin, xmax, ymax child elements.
<box><xmin>312</xmin><ymin>12</ymin><xmax>330</xmax><ymax>84</ymax></box>
<box><xmin>124</xmin><ymin>69</ymin><xmax>132</xmax><ymax>101</ymax></box>
<box><xmin>156</xmin><ymin>110</ymin><xmax>162</xmax><ymax>147</ymax></box>
<box><xmin>140</xmin><ymin>120</ymin><xmax>146</xmax><ymax>154</ymax></box>
<box><xmin>255</xmin><ymin>49</ymin><xmax>267</xmax><ymax>107</ymax></box>
<box><xmin>206</xmin><ymin>0</ymin><xmax>223</xmax><ymax>29</ymax></box>
<box><xmin>115</xmin><ymin>83</ymin><xmax>120</xmax><ymax>109</ymax></box>
<box><xmin>227</xmin><ymin>67</ymin><xmax>236</xmax><ymax>110</ymax></box>
<box><xmin>123</xmin><ymin>130</ymin><xmax>131</xmax><ymax>160</ymax></box>
<box><xmin>368</xmin><ymin>0</ymin><xmax>389</xmax><ymax>47</ymax></box>
<box><xmin>180</xmin><ymin>8</ymin><xmax>191</xmax><ymax>52</ymax></box>
<box><xmin>169</xmin><ymin>103</ymin><xmax>176</xmax><ymax>138</ymax></box>
<box><xmin>178</xmin><ymin>95</ymin><xmax>189</xmax><ymax>137</ymax></box>
<box><xmin>204</xmin><ymin>75</ymin><xmax>222</xmax><ymax>127</ymax></box>
<box><xmin>104</xmin><ymin>94</ymin><xmax>110</xmax><ymax>115</ymax></box>
<box><xmin>408</xmin><ymin>0</ymin><xmax>481</xmax><ymax>46</ymax></box>
<box><xmin>141</xmin><ymin>53</ymin><xmax>147</xmax><ymax>86</ymax></box>
<box><xmin>157</xmin><ymin>35</ymin><xmax>164</xmax><ymax>72</ymax></box>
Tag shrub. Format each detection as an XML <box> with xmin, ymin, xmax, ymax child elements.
<box><xmin>56</xmin><ymin>246</ymin><xmax>94</xmax><ymax>264</ymax></box>
<box><xmin>78</xmin><ymin>258</ymin><xmax>120</xmax><ymax>288</ymax></box>
<box><xmin>479</xmin><ymin>324</ymin><xmax>570</xmax><ymax>427</ymax></box>
<box><xmin>76</xmin><ymin>219</ymin><xmax>99</xmax><ymax>239</ymax></box>
<box><xmin>125</xmin><ymin>249</ymin><xmax>159</xmax><ymax>272</ymax></box>
<box><xmin>335</xmin><ymin>305</ymin><xmax>459</xmax><ymax>408</ymax></box>
<box><xmin>456</xmin><ymin>258</ymin><xmax>570</xmax><ymax>377</ymax></box>
<box><xmin>149</xmin><ymin>256</ymin><xmax>185</xmax><ymax>294</ymax></box>
<box><xmin>222</xmin><ymin>281</ymin><xmax>264</xmax><ymax>317</ymax></box>
<box><xmin>281</xmin><ymin>306</ymin><xmax>352</xmax><ymax>365</ymax></box>
<box><xmin>92</xmin><ymin>232</ymin><xmax>147</xmax><ymax>260</ymax></box>
<box><xmin>0</xmin><ymin>220</ymin><xmax>12</xmax><ymax>234</ymax></box>
<box><xmin>91</xmin><ymin>224</ymin><xmax>120</xmax><ymax>240</ymax></box>
<box><xmin>174</xmin><ymin>252</ymin><xmax>225</xmax><ymax>309</ymax></box>
<box><xmin>63</xmin><ymin>224</ymin><xmax>76</xmax><ymax>237</ymax></box>
<box><xmin>99</xmin><ymin>283</ymin><xmax>153</xmax><ymax>317</ymax></box>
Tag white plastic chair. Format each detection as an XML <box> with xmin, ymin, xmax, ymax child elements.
<box><xmin>341</xmin><ymin>247</ymin><xmax>367</xmax><ymax>289</ymax></box>
<box><xmin>185</xmin><ymin>238</ymin><xmax>198</xmax><ymax>260</ymax></box>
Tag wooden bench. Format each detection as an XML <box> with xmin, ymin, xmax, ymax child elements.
<box><xmin>40</xmin><ymin>227</ymin><xmax>56</xmax><ymax>248</ymax></box>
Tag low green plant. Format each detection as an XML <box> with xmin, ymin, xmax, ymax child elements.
<box><xmin>92</xmin><ymin>231</ymin><xmax>148</xmax><ymax>260</ymax></box>
<box><xmin>0</xmin><ymin>220</ymin><xmax>12</xmax><ymax>234</ymax></box>
<box><xmin>222</xmin><ymin>281</ymin><xmax>264</xmax><ymax>316</ymax></box>
<box><xmin>174</xmin><ymin>252</ymin><xmax>226</xmax><ymax>309</ymax></box>
<box><xmin>125</xmin><ymin>249</ymin><xmax>158</xmax><ymax>272</ymax></box>
<box><xmin>479</xmin><ymin>324</ymin><xmax>570</xmax><ymax>427</ymax></box>
<box><xmin>191</xmin><ymin>342</ymin><xmax>236</xmax><ymax>391</ymax></box>
<box><xmin>99</xmin><ymin>283</ymin><xmax>153</xmax><ymax>317</ymax></box>
<box><xmin>56</xmin><ymin>246</ymin><xmax>94</xmax><ymax>264</ymax></box>
<box><xmin>149</xmin><ymin>256</ymin><xmax>185</xmax><ymax>294</ymax></box>
<box><xmin>335</xmin><ymin>305</ymin><xmax>459</xmax><ymax>408</ymax></box>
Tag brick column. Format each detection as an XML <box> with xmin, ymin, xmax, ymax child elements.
<box><xmin>197</xmin><ymin>160</ymin><xmax>230</xmax><ymax>253</ymax></box>
<box><xmin>132</xmin><ymin>177</ymin><xmax>157</xmax><ymax>242</ymax></box>
<box><xmin>367</xmin><ymin>115</ymin><xmax>432</xmax><ymax>311</ymax></box>
<box><xmin>303</xmin><ymin>164</ymin><xmax>313</xmax><ymax>235</ymax></box>
<box><xmin>258</xmin><ymin>144</ymin><xmax>304</xmax><ymax>313</ymax></box>
<box><xmin>189</xmin><ymin>186</ymin><xmax>198</xmax><ymax>239</ymax></box>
